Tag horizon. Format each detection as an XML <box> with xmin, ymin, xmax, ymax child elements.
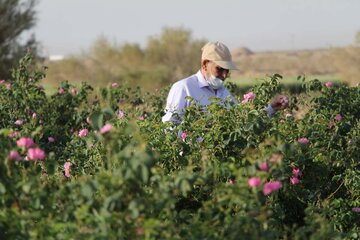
<box><xmin>32</xmin><ymin>0</ymin><xmax>360</xmax><ymax>56</ymax></box>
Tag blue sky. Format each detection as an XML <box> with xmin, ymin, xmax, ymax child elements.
<box><xmin>32</xmin><ymin>0</ymin><xmax>360</xmax><ymax>56</ymax></box>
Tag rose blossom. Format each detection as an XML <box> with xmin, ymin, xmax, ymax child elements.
<box><xmin>27</xmin><ymin>148</ymin><xmax>46</xmax><ymax>160</ymax></box>
<box><xmin>32</xmin><ymin>112</ymin><xmax>37</xmax><ymax>119</ymax></box>
<box><xmin>111</xmin><ymin>82</ymin><xmax>118</xmax><ymax>88</ymax></box>
<box><xmin>58</xmin><ymin>88</ymin><xmax>65</xmax><ymax>94</ymax></box>
<box><xmin>324</xmin><ymin>81</ymin><xmax>333</xmax><ymax>88</ymax></box>
<box><xmin>292</xmin><ymin>167</ymin><xmax>302</xmax><ymax>177</ymax></box>
<box><xmin>100</xmin><ymin>123</ymin><xmax>113</xmax><ymax>134</ymax></box>
<box><xmin>263</xmin><ymin>181</ymin><xmax>282</xmax><ymax>195</ymax></box>
<box><xmin>8</xmin><ymin>150</ymin><xmax>21</xmax><ymax>161</ymax></box>
<box><xmin>15</xmin><ymin>120</ymin><xmax>23</xmax><ymax>126</ymax></box>
<box><xmin>64</xmin><ymin>162</ymin><xmax>72</xmax><ymax>178</ymax></box>
<box><xmin>352</xmin><ymin>207</ymin><xmax>360</xmax><ymax>213</ymax></box>
<box><xmin>78</xmin><ymin>129</ymin><xmax>89</xmax><ymax>138</ymax></box>
<box><xmin>334</xmin><ymin>114</ymin><xmax>343</xmax><ymax>122</ymax></box>
<box><xmin>298</xmin><ymin>138</ymin><xmax>309</xmax><ymax>145</ymax></box>
<box><xmin>117</xmin><ymin>110</ymin><xmax>125</xmax><ymax>119</ymax></box>
<box><xmin>241</xmin><ymin>92</ymin><xmax>256</xmax><ymax>104</ymax></box>
<box><xmin>48</xmin><ymin>137</ymin><xmax>55</xmax><ymax>143</ymax></box>
<box><xmin>260</xmin><ymin>161</ymin><xmax>269</xmax><ymax>172</ymax></box>
<box><xmin>71</xmin><ymin>88</ymin><xmax>77</xmax><ymax>94</ymax></box>
<box><xmin>290</xmin><ymin>176</ymin><xmax>300</xmax><ymax>185</ymax></box>
<box><xmin>248</xmin><ymin>177</ymin><xmax>261</xmax><ymax>188</ymax></box>
<box><xmin>16</xmin><ymin>137</ymin><xmax>35</xmax><ymax>148</ymax></box>
<box><xmin>181</xmin><ymin>132</ymin><xmax>188</xmax><ymax>140</ymax></box>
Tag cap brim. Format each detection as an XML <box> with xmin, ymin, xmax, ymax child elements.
<box><xmin>212</xmin><ymin>60</ymin><xmax>239</xmax><ymax>70</ymax></box>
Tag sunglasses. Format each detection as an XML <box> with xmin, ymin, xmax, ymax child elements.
<box><xmin>215</xmin><ymin>66</ymin><xmax>229</xmax><ymax>73</ymax></box>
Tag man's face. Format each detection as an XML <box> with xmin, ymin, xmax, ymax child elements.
<box><xmin>205</xmin><ymin>61</ymin><xmax>230</xmax><ymax>80</ymax></box>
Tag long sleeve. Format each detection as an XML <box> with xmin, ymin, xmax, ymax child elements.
<box><xmin>162</xmin><ymin>83</ymin><xmax>188</xmax><ymax>123</ymax></box>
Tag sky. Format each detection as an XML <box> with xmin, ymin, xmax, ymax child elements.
<box><xmin>31</xmin><ymin>0</ymin><xmax>360</xmax><ymax>56</ymax></box>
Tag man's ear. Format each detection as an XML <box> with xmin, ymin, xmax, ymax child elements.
<box><xmin>202</xmin><ymin>60</ymin><xmax>210</xmax><ymax>70</ymax></box>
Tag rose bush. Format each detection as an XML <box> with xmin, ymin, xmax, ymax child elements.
<box><xmin>0</xmin><ymin>54</ymin><xmax>359</xmax><ymax>239</ymax></box>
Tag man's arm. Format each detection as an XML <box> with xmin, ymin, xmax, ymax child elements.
<box><xmin>162</xmin><ymin>83</ymin><xmax>188</xmax><ymax>123</ymax></box>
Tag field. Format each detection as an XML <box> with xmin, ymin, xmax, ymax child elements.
<box><xmin>0</xmin><ymin>54</ymin><xmax>359</xmax><ymax>239</ymax></box>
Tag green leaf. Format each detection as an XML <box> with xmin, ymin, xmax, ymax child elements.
<box><xmin>180</xmin><ymin>179</ymin><xmax>191</xmax><ymax>196</ymax></box>
<box><xmin>0</xmin><ymin>182</ymin><xmax>6</xmax><ymax>194</ymax></box>
<box><xmin>89</xmin><ymin>111</ymin><xmax>103</xmax><ymax>130</ymax></box>
<box><xmin>22</xmin><ymin>183</ymin><xmax>31</xmax><ymax>194</ymax></box>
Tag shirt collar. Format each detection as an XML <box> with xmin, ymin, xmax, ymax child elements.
<box><xmin>196</xmin><ymin>70</ymin><xmax>210</xmax><ymax>88</ymax></box>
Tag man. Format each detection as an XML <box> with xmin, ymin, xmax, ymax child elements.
<box><xmin>162</xmin><ymin>41</ymin><xmax>288</xmax><ymax>123</ymax></box>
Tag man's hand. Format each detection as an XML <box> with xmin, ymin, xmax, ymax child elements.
<box><xmin>270</xmin><ymin>95</ymin><xmax>289</xmax><ymax>111</ymax></box>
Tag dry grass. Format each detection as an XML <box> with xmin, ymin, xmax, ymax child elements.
<box><xmin>231</xmin><ymin>47</ymin><xmax>359</xmax><ymax>86</ymax></box>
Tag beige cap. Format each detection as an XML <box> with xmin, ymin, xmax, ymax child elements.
<box><xmin>201</xmin><ymin>41</ymin><xmax>238</xmax><ymax>70</ymax></box>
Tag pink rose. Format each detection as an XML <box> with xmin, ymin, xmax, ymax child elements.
<box><xmin>352</xmin><ymin>207</ymin><xmax>360</xmax><ymax>213</ymax></box>
<box><xmin>260</xmin><ymin>161</ymin><xmax>269</xmax><ymax>172</ymax></box>
<box><xmin>32</xmin><ymin>112</ymin><xmax>37</xmax><ymax>119</ymax></box>
<box><xmin>48</xmin><ymin>137</ymin><xmax>55</xmax><ymax>143</ymax></box>
<box><xmin>78</xmin><ymin>129</ymin><xmax>88</xmax><ymax>138</ymax></box>
<box><xmin>290</xmin><ymin>176</ymin><xmax>300</xmax><ymax>185</ymax></box>
<box><xmin>263</xmin><ymin>181</ymin><xmax>282</xmax><ymax>195</ymax></box>
<box><xmin>117</xmin><ymin>110</ymin><xmax>125</xmax><ymax>119</ymax></box>
<box><xmin>8</xmin><ymin>150</ymin><xmax>21</xmax><ymax>161</ymax></box>
<box><xmin>334</xmin><ymin>114</ymin><xmax>343</xmax><ymax>122</ymax></box>
<box><xmin>292</xmin><ymin>167</ymin><xmax>302</xmax><ymax>177</ymax></box>
<box><xmin>241</xmin><ymin>92</ymin><xmax>256</xmax><ymax>104</ymax></box>
<box><xmin>181</xmin><ymin>132</ymin><xmax>188</xmax><ymax>140</ymax></box>
<box><xmin>71</xmin><ymin>88</ymin><xmax>77</xmax><ymax>94</ymax></box>
<box><xmin>27</xmin><ymin>148</ymin><xmax>46</xmax><ymax>160</ymax></box>
<box><xmin>15</xmin><ymin>120</ymin><xmax>24</xmax><ymax>126</ymax></box>
<box><xmin>17</xmin><ymin>137</ymin><xmax>35</xmax><ymax>148</ymax></box>
<box><xmin>248</xmin><ymin>177</ymin><xmax>261</xmax><ymax>188</ymax></box>
<box><xmin>298</xmin><ymin>138</ymin><xmax>309</xmax><ymax>145</ymax></box>
<box><xmin>100</xmin><ymin>123</ymin><xmax>113</xmax><ymax>134</ymax></box>
<box><xmin>324</xmin><ymin>81</ymin><xmax>333</xmax><ymax>88</ymax></box>
<box><xmin>64</xmin><ymin>162</ymin><xmax>72</xmax><ymax>178</ymax></box>
<box><xmin>5</xmin><ymin>83</ymin><xmax>11</xmax><ymax>90</ymax></box>
<box><xmin>0</xmin><ymin>80</ymin><xmax>5</xmax><ymax>84</ymax></box>
<box><xmin>111</xmin><ymin>82</ymin><xmax>118</xmax><ymax>88</ymax></box>
<box><xmin>58</xmin><ymin>88</ymin><xmax>65</xmax><ymax>94</ymax></box>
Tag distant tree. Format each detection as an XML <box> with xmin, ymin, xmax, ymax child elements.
<box><xmin>145</xmin><ymin>27</ymin><xmax>207</xmax><ymax>82</ymax></box>
<box><xmin>0</xmin><ymin>0</ymin><xmax>39</xmax><ymax>79</ymax></box>
<box><xmin>45</xmin><ymin>27</ymin><xmax>208</xmax><ymax>90</ymax></box>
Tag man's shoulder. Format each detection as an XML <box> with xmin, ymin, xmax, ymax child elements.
<box><xmin>172</xmin><ymin>74</ymin><xmax>198</xmax><ymax>89</ymax></box>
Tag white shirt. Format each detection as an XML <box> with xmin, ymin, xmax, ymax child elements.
<box><xmin>162</xmin><ymin>70</ymin><xmax>275</xmax><ymax>122</ymax></box>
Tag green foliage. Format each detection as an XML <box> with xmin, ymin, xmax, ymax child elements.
<box><xmin>1</xmin><ymin>54</ymin><xmax>359</xmax><ymax>239</ymax></box>
<box><xmin>0</xmin><ymin>0</ymin><xmax>39</xmax><ymax>79</ymax></box>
